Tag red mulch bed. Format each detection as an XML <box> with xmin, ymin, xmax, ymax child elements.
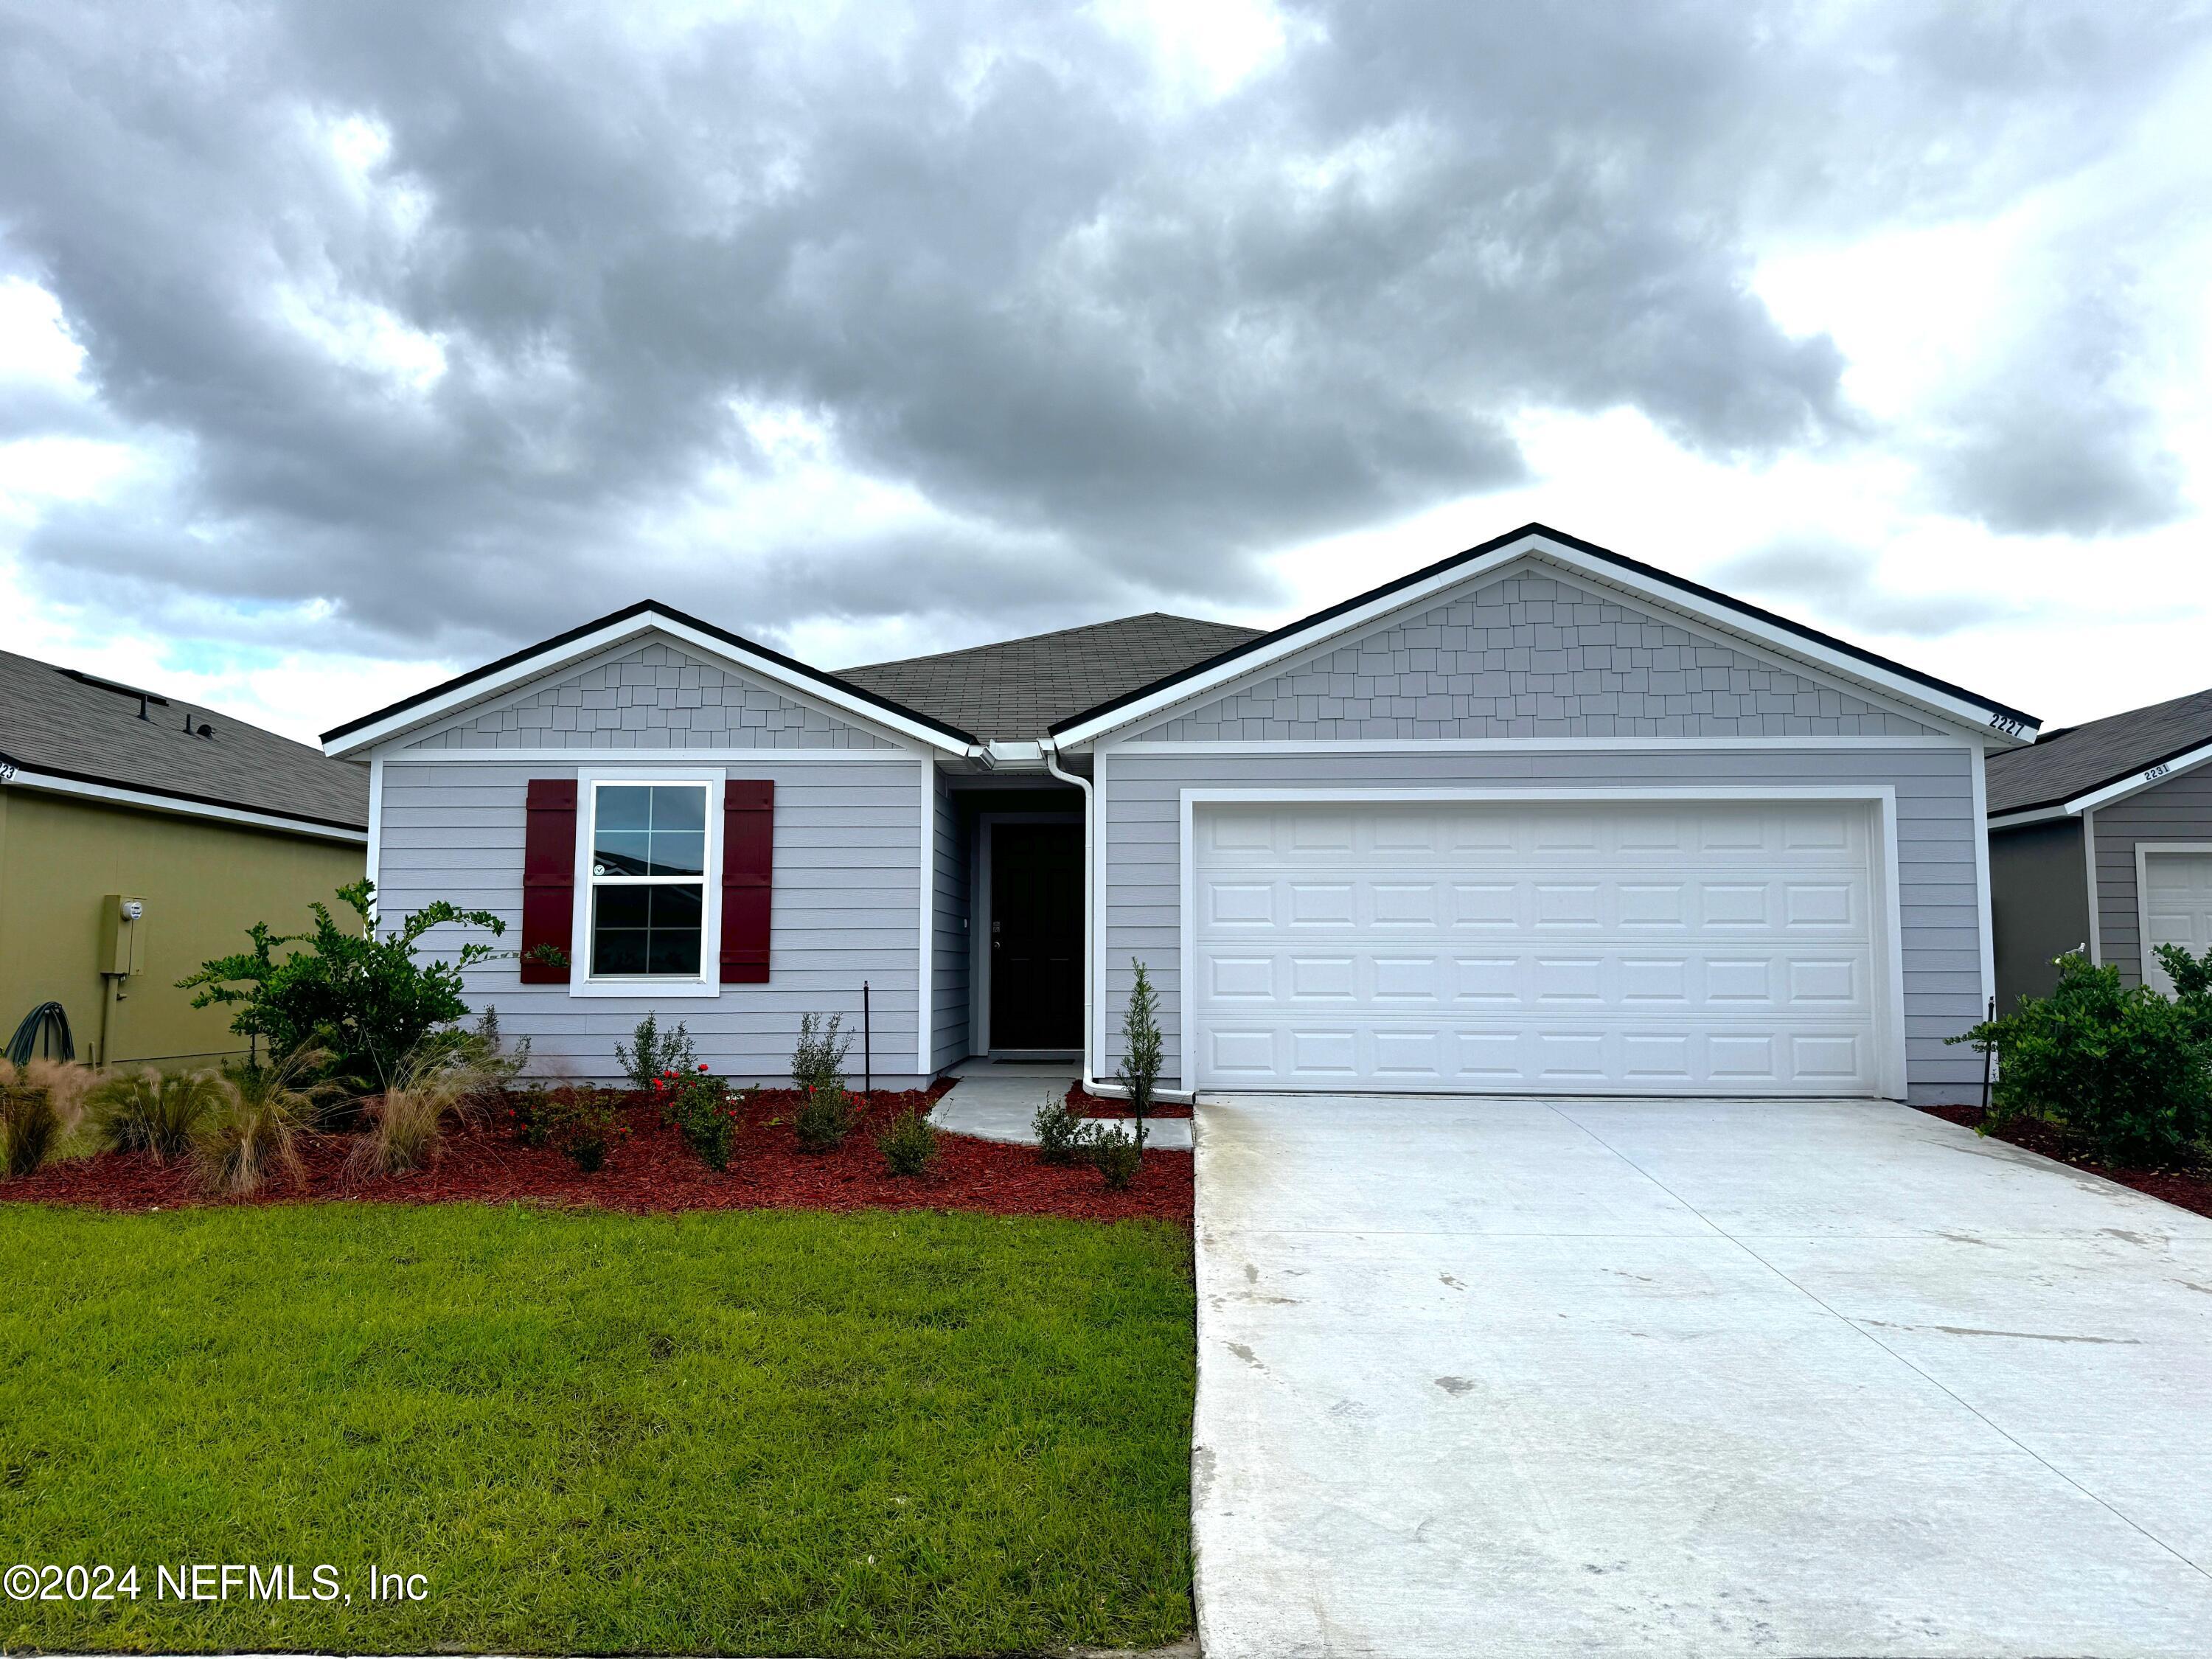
<box><xmin>1</xmin><ymin>1085</ymin><xmax>1192</xmax><ymax>1225</ymax></box>
<box><xmin>1068</xmin><ymin>1082</ymin><xmax>1192</xmax><ymax>1119</ymax></box>
<box><xmin>1917</xmin><ymin>1105</ymin><xmax>2212</xmax><ymax>1222</ymax></box>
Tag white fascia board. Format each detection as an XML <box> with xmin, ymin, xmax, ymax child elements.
<box><xmin>2059</xmin><ymin>739</ymin><xmax>2212</xmax><ymax>816</ymax></box>
<box><xmin>1986</xmin><ymin>803</ymin><xmax>2074</xmax><ymax>830</ymax></box>
<box><xmin>1052</xmin><ymin>532</ymin><xmax>2038</xmax><ymax>747</ymax></box>
<box><xmin>1</xmin><ymin>766</ymin><xmax>368</xmax><ymax>844</ymax></box>
<box><xmin>325</xmin><ymin>610</ymin><xmax>971</xmax><ymax>759</ymax></box>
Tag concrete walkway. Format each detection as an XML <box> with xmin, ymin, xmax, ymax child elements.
<box><xmin>1194</xmin><ymin>1094</ymin><xmax>2212</xmax><ymax>1659</ymax></box>
<box><xmin>929</xmin><ymin>1061</ymin><xmax>1192</xmax><ymax>1150</ymax></box>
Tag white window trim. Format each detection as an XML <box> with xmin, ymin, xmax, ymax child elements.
<box><xmin>1175</xmin><ymin>785</ymin><xmax>1909</xmax><ymax>1102</ymax></box>
<box><xmin>2132</xmin><ymin>841</ymin><xmax>2212</xmax><ymax>992</ymax></box>
<box><xmin>568</xmin><ymin>768</ymin><xmax>725</xmax><ymax>998</ymax></box>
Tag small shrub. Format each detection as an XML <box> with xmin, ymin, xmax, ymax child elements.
<box><xmin>1092</xmin><ymin>1123</ymin><xmax>1141</xmax><ymax>1190</ymax></box>
<box><xmin>1952</xmin><ymin>950</ymin><xmax>2212</xmax><ymax>1165</ymax></box>
<box><xmin>1118</xmin><ymin>959</ymin><xmax>1164</xmax><ymax>1150</ymax></box>
<box><xmin>877</xmin><ymin>1105</ymin><xmax>939</xmax><ymax>1177</ymax></box>
<box><xmin>794</xmin><ymin>1083</ymin><xmax>856</xmax><ymax>1152</ymax></box>
<box><xmin>618</xmin><ymin>1013</ymin><xmax>697</xmax><ymax>1092</ymax></box>
<box><xmin>1032</xmin><ymin>1095</ymin><xmax>1099</xmax><ymax>1165</ymax></box>
<box><xmin>0</xmin><ymin>1062</ymin><xmax>59</xmax><ymax>1179</ymax></box>
<box><xmin>89</xmin><ymin>1068</ymin><xmax>225</xmax><ymax>1164</ymax></box>
<box><xmin>195</xmin><ymin>1047</ymin><xmax>337</xmax><ymax>1197</ymax></box>
<box><xmin>655</xmin><ymin>1065</ymin><xmax>741</xmax><ymax>1172</ymax></box>
<box><xmin>510</xmin><ymin>1084</ymin><xmax>631</xmax><ymax>1172</ymax></box>
<box><xmin>792</xmin><ymin>1012</ymin><xmax>851</xmax><ymax>1097</ymax></box>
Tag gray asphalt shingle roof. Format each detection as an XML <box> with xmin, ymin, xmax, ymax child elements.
<box><xmin>0</xmin><ymin>648</ymin><xmax>369</xmax><ymax>831</ymax></box>
<box><xmin>839</xmin><ymin>612</ymin><xmax>1264</xmax><ymax>741</ymax></box>
<box><xmin>1986</xmin><ymin>684</ymin><xmax>2212</xmax><ymax>815</ymax></box>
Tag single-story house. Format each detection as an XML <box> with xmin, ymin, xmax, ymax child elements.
<box><xmin>1986</xmin><ymin>683</ymin><xmax>2212</xmax><ymax>1007</ymax></box>
<box><xmin>324</xmin><ymin>524</ymin><xmax>2038</xmax><ymax>1103</ymax></box>
<box><xmin>0</xmin><ymin>647</ymin><xmax>368</xmax><ymax>1068</ymax></box>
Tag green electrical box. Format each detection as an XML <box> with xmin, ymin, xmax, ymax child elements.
<box><xmin>100</xmin><ymin>894</ymin><xmax>147</xmax><ymax>977</ymax></box>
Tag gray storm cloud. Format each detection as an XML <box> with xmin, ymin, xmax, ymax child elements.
<box><xmin>0</xmin><ymin>0</ymin><xmax>2202</xmax><ymax>662</ymax></box>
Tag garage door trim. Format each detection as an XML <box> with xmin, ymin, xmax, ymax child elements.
<box><xmin>2133</xmin><ymin>840</ymin><xmax>2212</xmax><ymax>992</ymax></box>
<box><xmin>1178</xmin><ymin>786</ymin><xmax>1909</xmax><ymax>1099</ymax></box>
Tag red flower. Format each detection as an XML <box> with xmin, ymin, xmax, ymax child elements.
<box><xmin>698</xmin><ymin>1063</ymin><xmax>710</xmax><ymax>1072</ymax></box>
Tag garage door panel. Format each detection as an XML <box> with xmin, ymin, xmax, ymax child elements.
<box><xmin>1192</xmin><ymin>799</ymin><xmax>1887</xmax><ymax>1096</ymax></box>
<box><xmin>2142</xmin><ymin>849</ymin><xmax>2212</xmax><ymax>992</ymax></box>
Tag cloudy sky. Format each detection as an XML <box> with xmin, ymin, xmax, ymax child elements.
<box><xmin>1</xmin><ymin>0</ymin><xmax>2208</xmax><ymax>745</ymax></box>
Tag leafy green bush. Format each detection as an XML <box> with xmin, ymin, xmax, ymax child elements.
<box><xmin>618</xmin><ymin>1013</ymin><xmax>698</xmax><ymax>1092</ymax></box>
<box><xmin>1091</xmin><ymin>1124</ymin><xmax>1141</xmax><ymax>1191</ymax></box>
<box><xmin>794</xmin><ymin>1084</ymin><xmax>856</xmax><ymax>1152</ymax></box>
<box><xmin>655</xmin><ymin>1066</ymin><xmax>740</xmax><ymax>1172</ymax></box>
<box><xmin>792</xmin><ymin>1012</ymin><xmax>851</xmax><ymax>1096</ymax></box>
<box><xmin>1032</xmin><ymin>1095</ymin><xmax>1099</xmax><ymax>1165</ymax></box>
<box><xmin>179</xmin><ymin>879</ymin><xmax>509</xmax><ymax>1091</ymax></box>
<box><xmin>0</xmin><ymin>1065</ymin><xmax>59</xmax><ymax>1178</ymax></box>
<box><xmin>877</xmin><ymin>1106</ymin><xmax>940</xmax><ymax>1177</ymax></box>
<box><xmin>1953</xmin><ymin>950</ymin><xmax>2212</xmax><ymax>1164</ymax></box>
<box><xmin>88</xmin><ymin>1069</ymin><xmax>226</xmax><ymax>1164</ymax></box>
<box><xmin>509</xmin><ymin>1083</ymin><xmax>630</xmax><ymax>1173</ymax></box>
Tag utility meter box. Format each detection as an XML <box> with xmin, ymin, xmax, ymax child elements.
<box><xmin>100</xmin><ymin>894</ymin><xmax>147</xmax><ymax>977</ymax></box>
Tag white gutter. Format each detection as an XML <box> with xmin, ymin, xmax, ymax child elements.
<box><xmin>1041</xmin><ymin>738</ymin><xmax>1099</xmax><ymax>1092</ymax></box>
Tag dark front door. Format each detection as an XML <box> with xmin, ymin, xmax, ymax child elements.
<box><xmin>990</xmin><ymin>821</ymin><xmax>1083</xmax><ymax>1050</ymax></box>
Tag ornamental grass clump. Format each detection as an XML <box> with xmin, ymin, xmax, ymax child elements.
<box><xmin>0</xmin><ymin>1061</ymin><xmax>60</xmax><ymax>1179</ymax></box>
<box><xmin>655</xmin><ymin>1065</ymin><xmax>741</xmax><ymax>1172</ymax></box>
<box><xmin>877</xmin><ymin>1105</ymin><xmax>939</xmax><ymax>1177</ymax></box>
<box><xmin>195</xmin><ymin>1046</ymin><xmax>338</xmax><ymax>1197</ymax></box>
<box><xmin>89</xmin><ymin>1068</ymin><xmax>226</xmax><ymax>1164</ymax></box>
<box><xmin>347</xmin><ymin>1039</ymin><xmax>503</xmax><ymax>1180</ymax></box>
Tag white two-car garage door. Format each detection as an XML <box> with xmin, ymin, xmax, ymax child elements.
<box><xmin>1189</xmin><ymin>797</ymin><xmax>1894</xmax><ymax>1096</ymax></box>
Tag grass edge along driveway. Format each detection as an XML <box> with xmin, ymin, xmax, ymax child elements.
<box><xmin>0</xmin><ymin>1203</ymin><xmax>1194</xmax><ymax>1656</ymax></box>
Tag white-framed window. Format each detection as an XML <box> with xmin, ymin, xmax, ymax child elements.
<box><xmin>570</xmin><ymin>769</ymin><xmax>724</xmax><ymax>997</ymax></box>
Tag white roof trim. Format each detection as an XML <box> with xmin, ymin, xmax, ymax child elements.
<box><xmin>0</xmin><ymin>764</ymin><xmax>368</xmax><ymax>844</ymax></box>
<box><xmin>1051</xmin><ymin>531</ymin><xmax>2040</xmax><ymax>748</ymax></box>
<box><xmin>324</xmin><ymin>609</ymin><xmax>970</xmax><ymax>759</ymax></box>
<box><xmin>2048</xmin><ymin>737</ymin><xmax>2212</xmax><ymax>818</ymax></box>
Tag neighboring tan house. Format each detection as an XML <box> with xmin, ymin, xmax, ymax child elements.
<box><xmin>0</xmin><ymin>649</ymin><xmax>368</xmax><ymax>1067</ymax></box>
<box><xmin>324</xmin><ymin>524</ymin><xmax>2039</xmax><ymax>1104</ymax></box>
<box><xmin>1986</xmin><ymin>684</ymin><xmax>2212</xmax><ymax>1009</ymax></box>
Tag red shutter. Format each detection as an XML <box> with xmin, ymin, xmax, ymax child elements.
<box><xmin>721</xmin><ymin>779</ymin><xmax>774</xmax><ymax>983</ymax></box>
<box><xmin>521</xmin><ymin>779</ymin><xmax>577</xmax><ymax>984</ymax></box>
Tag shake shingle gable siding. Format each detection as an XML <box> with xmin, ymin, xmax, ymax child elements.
<box><xmin>404</xmin><ymin>642</ymin><xmax>894</xmax><ymax>751</ymax></box>
<box><xmin>1136</xmin><ymin>574</ymin><xmax>1941</xmax><ymax>742</ymax></box>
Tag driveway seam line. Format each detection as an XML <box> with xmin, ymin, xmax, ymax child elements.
<box><xmin>1547</xmin><ymin>1102</ymin><xmax>2212</xmax><ymax>1586</ymax></box>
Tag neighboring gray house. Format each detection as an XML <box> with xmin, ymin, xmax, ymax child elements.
<box><xmin>324</xmin><ymin>524</ymin><xmax>2038</xmax><ymax>1103</ymax></box>
<box><xmin>1986</xmin><ymin>684</ymin><xmax>2212</xmax><ymax>1009</ymax></box>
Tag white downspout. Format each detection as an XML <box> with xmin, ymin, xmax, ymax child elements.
<box><xmin>1042</xmin><ymin>738</ymin><xmax>1099</xmax><ymax>1092</ymax></box>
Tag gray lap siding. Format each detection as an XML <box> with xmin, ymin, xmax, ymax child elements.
<box><xmin>1095</xmin><ymin>745</ymin><xmax>1986</xmax><ymax>1103</ymax></box>
<box><xmin>2093</xmin><ymin>764</ymin><xmax>2212</xmax><ymax>984</ymax></box>
<box><xmin>376</xmin><ymin>757</ymin><xmax>927</xmax><ymax>1085</ymax></box>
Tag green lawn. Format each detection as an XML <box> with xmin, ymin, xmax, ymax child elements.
<box><xmin>0</xmin><ymin>1204</ymin><xmax>1194</xmax><ymax>1655</ymax></box>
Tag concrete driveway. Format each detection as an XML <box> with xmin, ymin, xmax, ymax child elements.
<box><xmin>1193</xmin><ymin>1096</ymin><xmax>2212</xmax><ymax>1658</ymax></box>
